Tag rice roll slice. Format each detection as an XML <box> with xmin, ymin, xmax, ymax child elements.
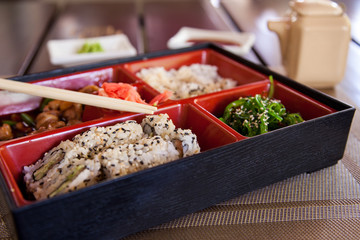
<box><xmin>47</xmin><ymin>158</ymin><xmax>101</xmax><ymax>198</ymax></box>
<box><xmin>24</xmin><ymin>144</ymin><xmax>101</xmax><ymax>200</ymax></box>
<box><xmin>141</xmin><ymin>113</ymin><xmax>176</xmax><ymax>139</ymax></box>
<box><xmin>170</xmin><ymin>129</ymin><xmax>201</xmax><ymax>158</ymax></box>
<box><xmin>99</xmin><ymin>135</ymin><xmax>179</xmax><ymax>179</ymax></box>
<box><xmin>23</xmin><ymin>140</ymin><xmax>75</xmax><ymax>187</ymax></box>
<box><xmin>72</xmin><ymin>120</ymin><xmax>144</xmax><ymax>157</ymax></box>
<box><xmin>141</xmin><ymin>113</ymin><xmax>200</xmax><ymax>157</ymax></box>
<box><xmin>23</xmin><ymin>114</ymin><xmax>201</xmax><ymax>200</ymax></box>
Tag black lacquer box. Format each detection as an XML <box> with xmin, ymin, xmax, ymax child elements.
<box><xmin>0</xmin><ymin>44</ymin><xmax>355</xmax><ymax>240</ymax></box>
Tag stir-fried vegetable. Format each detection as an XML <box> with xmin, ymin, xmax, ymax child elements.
<box><xmin>219</xmin><ymin>76</ymin><xmax>304</xmax><ymax>137</ymax></box>
<box><xmin>20</xmin><ymin>113</ymin><xmax>36</xmax><ymax>127</ymax></box>
<box><xmin>0</xmin><ymin>86</ymin><xmax>93</xmax><ymax>141</ymax></box>
<box><xmin>0</xmin><ymin>82</ymin><xmax>174</xmax><ymax>141</ymax></box>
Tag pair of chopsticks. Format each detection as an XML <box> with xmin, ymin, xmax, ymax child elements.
<box><xmin>0</xmin><ymin>78</ymin><xmax>157</xmax><ymax>114</ymax></box>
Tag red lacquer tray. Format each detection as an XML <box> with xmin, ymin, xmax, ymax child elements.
<box><xmin>0</xmin><ymin>44</ymin><xmax>354</xmax><ymax>240</ymax></box>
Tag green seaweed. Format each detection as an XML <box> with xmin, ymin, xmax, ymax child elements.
<box><xmin>219</xmin><ymin>76</ymin><xmax>304</xmax><ymax>137</ymax></box>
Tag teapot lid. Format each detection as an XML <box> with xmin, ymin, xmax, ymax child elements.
<box><xmin>289</xmin><ymin>0</ymin><xmax>343</xmax><ymax>16</ymax></box>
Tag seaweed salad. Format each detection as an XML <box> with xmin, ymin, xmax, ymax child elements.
<box><xmin>219</xmin><ymin>76</ymin><xmax>304</xmax><ymax>137</ymax></box>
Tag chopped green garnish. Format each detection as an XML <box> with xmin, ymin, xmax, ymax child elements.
<box><xmin>77</xmin><ymin>42</ymin><xmax>104</xmax><ymax>54</ymax></box>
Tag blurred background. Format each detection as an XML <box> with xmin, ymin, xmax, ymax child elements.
<box><xmin>1</xmin><ymin>0</ymin><xmax>359</xmax><ymax>108</ymax></box>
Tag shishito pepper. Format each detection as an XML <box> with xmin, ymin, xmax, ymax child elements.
<box><xmin>219</xmin><ymin>76</ymin><xmax>304</xmax><ymax>137</ymax></box>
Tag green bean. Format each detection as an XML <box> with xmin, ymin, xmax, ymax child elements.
<box><xmin>1</xmin><ymin>120</ymin><xmax>17</xmax><ymax>126</ymax></box>
<box><xmin>20</xmin><ymin>113</ymin><xmax>35</xmax><ymax>127</ymax></box>
<box><xmin>39</xmin><ymin>98</ymin><xmax>53</xmax><ymax>111</ymax></box>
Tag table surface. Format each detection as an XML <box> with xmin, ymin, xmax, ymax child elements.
<box><xmin>0</xmin><ymin>0</ymin><xmax>360</xmax><ymax>239</ymax></box>
<box><xmin>27</xmin><ymin>2</ymin><xmax>141</xmax><ymax>74</ymax></box>
<box><xmin>0</xmin><ymin>2</ymin><xmax>55</xmax><ymax>78</ymax></box>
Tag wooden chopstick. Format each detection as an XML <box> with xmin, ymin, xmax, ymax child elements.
<box><xmin>0</xmin><ymin>78</ymin><xmax>157</xmax><ymax>114</ymax></box>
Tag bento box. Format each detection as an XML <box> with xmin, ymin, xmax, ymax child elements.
<box><xmin>0</xmin><ymin>44</ymin><xmax>355</xmax><ymax>240</ymax></box>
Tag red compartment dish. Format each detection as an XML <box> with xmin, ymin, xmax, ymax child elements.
<box><xmin>0</xmin><ymin>44</ymin><xmax>355</xmax><ymax>240</ymax></box>
<box><xmin>0</xmin><ymin>104</ymin><xmax>238</xmax><ymax>207</ymax></box>
<box><xmin>0</xmin><ymin>67</ymin><xmax>150</xmax><ymax>143</ymax></box>
<box><xmin>0</xmin><ymin>67</ymin><xmax>115</xmax><ymax>117</ymax></box>
<box><xmin>195</xmin><ymin>80</ymin><xmax>336</xmax><ymax>122</ymax></box>
<box><xmin>122</xmin><ymin>49</ymin><xmax>267</xmax><ymax>99</ymax></box>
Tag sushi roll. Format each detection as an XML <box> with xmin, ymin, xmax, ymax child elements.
<box><xmin>23</xmin><ymin>114</ymin><xmax>201</xmax><ymax>200</ymax></box>
<box><xmin>72</xmin><ymin>120</ymin><xmax>144</xmax><ymax>157</ymax></box>
<box><xmin>98</xmin><ymin>136</ymin><xmax>180</xmax><ymax>179</ymax></box>
<box><xmin>170</xmin><ymin>129</ymin><xmax>200</xmax><ymax>158</ymax></box>
<box><xmin>141</xmin><ymin>113</ymin><xmax>176</xmax><ymax>139</ymax></box>
<box><xmin>23</xmin><ymin>141</ymin><xmax>102</xmax><ymax>200</ymax></box>
<box><xmin>141</xmin><ymin>114</ymin><xmax>200</xmax><ymax>157</ymax></box>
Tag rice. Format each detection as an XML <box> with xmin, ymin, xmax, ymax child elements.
<box><xmin>141</xmin><ymin>114</ymin><xmax>176</xmax><ymax>139</ymax></box>
<box><xmin>23</xmin><ymin>114</ymin><xmax>201</xmax><ymax>200</ymax></box>
<box><xmin>99</xmin><ymin>136</ymin><xmax>180</xmax><ymax>179</ymax></box>
<box><xmin>140</xmin><ymin>114</ymin><xmax>200</xmax><ymax>157</ymax></box>
<box><xmin>136</xmin><ymin>64</ymin><xmax>237</xmax><ymax>99</ymax></box>
<box><xmin>72</xmin><ymin>120</ymin><xmax>144</xmax><ymax>157</ymax></box>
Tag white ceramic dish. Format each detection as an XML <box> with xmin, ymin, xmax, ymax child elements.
<box><xmin>167</xmin><ymin>27</ymin><xmax>255</xmax><ymax>56</ymax></box>
<box><xmin>47</xmin><ymin>34</ymin><xmax>137</xmax><ymax>67</ymax></box>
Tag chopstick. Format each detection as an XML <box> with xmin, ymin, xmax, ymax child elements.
<box><xmin>0</xmin><ymin>78</ymin><xmax>157</xmax><ymax>114</ymax></box>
